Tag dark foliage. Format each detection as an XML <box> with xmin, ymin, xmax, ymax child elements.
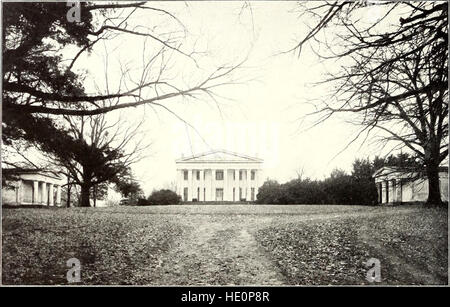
<box><xmin>144</xmin><ymin>189</ymin><xmax>181</xmax><ymax>206</ymax></box>
<box><xmin>256</xmin><ymin>153</ymin><xmax>419</xmax><ymax>205</ymax></box>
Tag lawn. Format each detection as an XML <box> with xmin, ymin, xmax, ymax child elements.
<box><xmin>255</xmin><ymin>206</ymin><xmax>448</xmax><ymax>285</ymax></box>
<box><xmin>1</xmin><ymin>204</ymin><xmax>447</xmax><ymax>285</ymax></box>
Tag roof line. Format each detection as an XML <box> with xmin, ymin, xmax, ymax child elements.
<box><xmin>176</xmin><ymin>149</ymin><xmax>263</xmax><ymax>162</ymax></box>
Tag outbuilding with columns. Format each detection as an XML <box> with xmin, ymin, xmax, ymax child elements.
<box><xmin>175</xmin><ymin>150</ymin><xmax>263</xmax><ymax>202</ymax></box>
<box><xmin>2</xmin><ymin>169</ymin><xmax>64</xmax><ymax>206</ymax></box>
<box><xmin>373</xmin><ymin>166</ymin><xmax>448</xmax><ymax>205</ymax></box>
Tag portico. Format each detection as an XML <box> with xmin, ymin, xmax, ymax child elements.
<box><xmin>373</xmin><ymin>166</ymin><xmax>448</xmax><ymax>205</ymax></box>
<box><xmin>2</xmin><ymin>169</ymin><xmax>64</xmax><ymax>206</ymax></box>
<box><xmin>176</xmin><ymin>150</ymin><xmax>263</xmax><ymax>202</ymax></box>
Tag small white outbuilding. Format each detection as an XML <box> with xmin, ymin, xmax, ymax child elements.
<box><xmin>2</xmin><ymin>169</ymin><xmax>64</xmax><ymax>206</ymax></box>
<box><xmin>373</xmin><ymin>166</ymin><xmax>448</xmax><ymax>204</ymax></box>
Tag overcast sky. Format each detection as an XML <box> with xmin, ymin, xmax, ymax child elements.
<box><xmin>69</xmin><ymin>1</ymin><xmax>400</xmax><ymax>194</ymax></box>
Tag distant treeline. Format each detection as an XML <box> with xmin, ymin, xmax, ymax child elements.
<box><xmin>256</xmin><ymin>153</ymin><xmax>421</xmax><ymax>205</ymax></box>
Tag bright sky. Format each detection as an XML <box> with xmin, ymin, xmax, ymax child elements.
<box><xmin>67</xmin><ymin>1</ymin><xmax>400</xmax><ymax>194</ymax></box>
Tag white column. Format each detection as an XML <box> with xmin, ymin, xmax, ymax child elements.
<box><xmin>49</xmin><ymin>184</ymin><xmax>54</xmax><ymax>206</ymax></box>
<box><xmin>381</xmin><ymin>181</ymin><xmax>387</xmax><ymax>203</ymax></box>
<box><xmin>392</xmin><ymin>179</ymin><xmax>397</xmax><ymax>203</ymax></box>
<box><xmin>188</xmin><ymin>169</ymin><xmax>193</xmax><ymax>201</ymax></box>
<box><xmin>246</xmin><ymin>169</ymin><xmax>251</xmax><ymax>201</ymax></box>
<box><xmin>199</xmin><ymin>169</ymin><xmax>204</xmax><ymax>201</ymax></box>
<box><xmin>41</xmin><ymin>182</ymin><xmax>48</xmax><ymax>205</ymax></box>
<box><xmin>230</xmin><ymin>169</ymin><xmax>234</xmax><ymax>201</ymax></box>
<box><xmin>204</xmin><ymin>169</ymin><xmax>209</xmax><ymax>201</ymax></box>
<box><xmin>207</xmin><ymin>169</ymin><xmax>211</xmax><ymax>201</ymax></box>
<box><xmin>396</xmin><ymin>179</ymin><xmax>402</xmax><ymax>203</ymax></box>
<box><xmin>16</xmin><ymin>180</ymin><xmax>22</xmax><ymax>204</ymax></box>
<box><xmin>237</xmin><ymin>169</ymin><xmax>241</xmax><ymax>200</ymax></box>
<box><xmin>211</xmin><ymin>169</ymin><xmax>215</xmax><ymax>201</ymax></box>
<box><xmin>33</xmin><ymin>181</ymin><xmax>39</xmax><ymax>204</ymax></box>
<box><xmin>18</xmin><ymin>180</ymin><xmax>23</xmax><ymax>204</ymax></box>
<box><xmin>193</xmin><ymin>169</ymin><xmax>198</xmax><ymax>201</ymax></box>
<box><xmin>255</xmin><ymin>169</ymin><xmax>259</xmax><ymax>200</ymax></box>
<box><xmin>237</xmin><ymin>169</ymin><xmax>241</xmax><ymax>201</ymax></box>
<box><xmin>223</xmin><ymin>168</ymin><xmax>228</xmax><ymax>201</ymax></box>
<box><xmin>56</xmin><ymin>185</ymin><xmax>61</xmax><ymax>206</ymax></box>
<box><xmin>181</xmin><ymin>170</ymin><xmax>185</xmax><ymax>197</ymax></box>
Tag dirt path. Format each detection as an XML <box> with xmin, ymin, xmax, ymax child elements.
<box><xmin>152</xmin><ymin>216</ymin><xmax>285</xmax><ymax>285</ymax></box>
<box><xmin>149</xmin><ymin>207</ymin><xmax>425</xmax><ymax>285</ymax></box>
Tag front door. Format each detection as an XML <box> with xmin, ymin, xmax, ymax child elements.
<box><xmin>215</xmin><ymin>188</ymin><xmax>223</xmax><ymax>201</ymax></box>
<box><xmin>183</xmin><ymin>187</ymin><xmax>188</xmax><ymax>201</ymax></box>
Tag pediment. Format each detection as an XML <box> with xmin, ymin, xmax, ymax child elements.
<box><xmin>176</xmin><ymin>150</ymin><xmax>262</xmax><ymax>163</ymax></box>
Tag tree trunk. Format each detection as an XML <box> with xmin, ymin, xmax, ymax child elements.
<box><xmin>425</xmin><ymin>162</ymin><xmax>443</xmax><ymax>207</ymax></box>
<box><xmin>93</xmin><ymin>185</ymin><xmax>97</xmax><ymax>208</ymax></box>
<box><xmin>67</xmin><ymin>184</ymin><xmax>71</xmax><ymax>208</ymax></box>
<box><xmin>80</xmin><ymin>185</ymin><xmax>91</xmax><ymax>207</ymax></box>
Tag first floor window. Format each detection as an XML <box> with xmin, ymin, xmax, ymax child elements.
<box><xmin>251</xmin><ymin>188</ymin><xmax>255</xmax><ymax>201</ymax></box>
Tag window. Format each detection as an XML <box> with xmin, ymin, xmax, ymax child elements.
<box><xmin>233</xmin><ymin>170</ymin><xmax>236</xmax><ymax>180</ymax></box>
<box><xmin>251</xmin><ymin>170</ymin><xmax>255</xmax><ymax>180</ymax></box>
<box><xmin>216</xmin><ymin>170</ymin><xmax>224</xmax><ymax>180</ymax></box>
<box><xmin>233</xmin><ymin>188</ymin><xmax>236</xmax><ymax>201</ymax></box>
<box><xmin>239</xmin><ymin>170</ymin><xmax>243</xmax><ymax>180</ymax></box>
<box><xmin>239</xmin><ymin>187</ymin><xmax>242</xmax><ymax>200</ymax></box>
<box><xmin>251</xmin><ymin>188</ymin><xmax>255</xmax><ymax>201</ymax></box>
<box><xmin>196</xmin><ymin>170</ymin><xmax>200</xmax><ymax>180</ymax></box>
<box><xmin>197</xmin><ymin>187</ymin><xmax>200</xmax><ymax>200</ymax></box>
<box><xmin>183</xmin><ymin>170</ymin><xmax>188</xmax><ymax>180</ymax></box>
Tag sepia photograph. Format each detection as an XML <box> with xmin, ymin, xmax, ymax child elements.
<box><xmin>1</xmin><ymin>0</ymin><xmax>448</xmax><ymax>292</ymax></box>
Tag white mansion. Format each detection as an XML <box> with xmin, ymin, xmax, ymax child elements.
<box><xmin>175</xmin><ymin>150</ymin><xmax>263</xmax><ymax>202</ymax></box>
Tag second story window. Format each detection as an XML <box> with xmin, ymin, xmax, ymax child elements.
<box><xmin>216</xmin><ymin>170</ymin><xmax>224</xmax><ymax>180</ymax></box>
<box><xmin>184</xmin><ymin>170</ymin><xmax>188</xmax><ymax>180</ymax></box>
<box><xmin>239</xmin><ymin>170</ymin><xmax>243</xmax><ymax>180</ymax></box>
<box><xmin>251</xmin><ymin>170</ymin><xmax>255</xmax><ymax>180</ymax></box>
<box><xmin>196</xmin><ymin>170</ymin><xmax>200</xmax><ymax>180</ymax></box>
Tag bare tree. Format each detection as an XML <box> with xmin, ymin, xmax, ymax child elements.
<box><xmin>49</xmin><ymin>112</ymin><xmax>150</xmax><ymax>207</ymax></box>
<box><xmin>3</xmin><ymin>2</ymin><xmax>243</xmax><ymax>117</ymax></box>
<box><xmin>289</xmin><ymin>1</ymin><xmax>448</xmax><ymax>206</ymax></box>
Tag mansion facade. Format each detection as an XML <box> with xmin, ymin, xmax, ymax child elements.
<box><xmin>175</xmin><ymin>150</ymin><xmax>263</xmax><ymax>202</ymax></box>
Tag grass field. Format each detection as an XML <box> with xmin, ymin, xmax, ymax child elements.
<box><xmin>2</xmin><ymin>204</ymin><xmax>447</xmax><ymax>285</ymax></box>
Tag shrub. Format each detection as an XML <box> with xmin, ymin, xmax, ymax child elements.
<box><xmin>136</xmin><ymin>198</ymin><xmax>151</xmax><ymax>206</ymax></box>
<box><xmin>147</xmin><ymin>189</ymin><xmax>181</xmax><ymax>205</ymax></box>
